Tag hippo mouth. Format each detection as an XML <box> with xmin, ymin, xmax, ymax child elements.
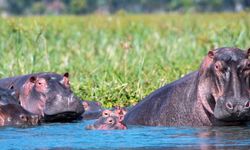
<box><xmin>43</xmin><ymin>111</ymin><xmax>83</xmax><ymax>123</ymax></box>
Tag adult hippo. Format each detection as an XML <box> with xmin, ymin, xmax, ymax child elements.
<box><xmin>0</xmin><ymin>72</ymin><xmax>84</xmax><ymax>122</ymax></box>
<box><xmin>124</xmin><ymin>47</ymin><xmax>250</xmax><ymax>126</ymax></box>
<box><xmin>0</xmin><ymin>87</ymin><xmax>40</xmax><ymax>127</ymax></box>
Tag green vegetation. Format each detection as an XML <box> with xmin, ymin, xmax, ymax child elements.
<box><xmin>0</xmin><ymin>13</ymin><xmax>249</xmax><ymax>107</ymax></box>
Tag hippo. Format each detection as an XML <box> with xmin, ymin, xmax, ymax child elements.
<box><xmin>85</xmin><ymin>107</ymin><xmax>127</xmax><ymax>130</ymax></box>
<box><xmin>81</xmin><ymin>100</ymin><xmax>103</xmax><ymax>120</ymax></box>
<box><xmin>0</xmin><ymin>87</ymin><xmax>18</xmax><ymax>105</ymax></box>
<box><xmin>0</xmin><ymin>72</ymin><xmax>84</xmax><ymax>123</ymax></box>
<box><xmin>85</xmin><ymin>115</ymin><xmax>127</xmax><ymax>130</ymax></box>
<box><xmin>124</xmin><ymin>47</ymin><xmax>250</xmax><ymax>126</ymax></box>
<box><xmin>0</xmin><ymin>104</ymin><xmax>40</xmax><ymax>127</ymax></box>
<box><xmin>0</xmin><ymin>87</ymin><xmax>40</xmax><ymax>127</ymax></box>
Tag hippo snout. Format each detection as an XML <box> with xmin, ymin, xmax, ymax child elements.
<box><xmin>30</xmin><ymin>114</ymin><xmax>41</xmax><ymax>125</ymax></box>
<box><xmin>19</xmin><ymin>113</ymin><xmax>40</xmax><ymax>125</ymax></box>
<box><xmin>225</xmin><ymin>100</ymin><xmax>250</xmax><ymax>114</ymax></box>
<box><xmin>214</xmin><ymin>97</ymin><xmax>250</xmax><ymax>122</ymax></box>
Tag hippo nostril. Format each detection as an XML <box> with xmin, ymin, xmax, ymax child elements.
<box><xmin>30</xmin><ymin>115</ymin><xmax>39</xmax><ymax>125</ymax></box>
<box><xmin>226</xmin><ymin>102</ymin><xmax>233</xmax><ymax>110</ymax></box>
<box><xmin>108</xmin><ymin>118</ymin><xmax>114</xmax><ymax>124</ymax></box>
<box><xmin>244</xmin><ymin>101</ymin><xmax>250</xmax><ymax>109</ymax></box>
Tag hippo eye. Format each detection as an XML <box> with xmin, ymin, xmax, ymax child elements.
<box><xmin>20</xmin><ymin>115</ymin><xmax>25</xmax><ymax>119</ymax></box>
<box><xmin>214</xmin><ymin>62</ymin><xmax>223</xmax><ymax>71</ymax></box>
<box><xmin>215</xmin><ymin>64</ymin><xmax>219</xmax><ymax>70</ymax></box>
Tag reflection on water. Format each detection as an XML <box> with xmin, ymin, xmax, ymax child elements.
<box><xmin>0</xmin><ymin>120</ymin><xmax>250</xmax><ymax>150</ymax></box>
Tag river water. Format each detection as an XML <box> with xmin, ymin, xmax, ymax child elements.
<box><xmin>0</xmin><ymin>120</ymin><xmax>250</xmax><ymax>150</ymax></box>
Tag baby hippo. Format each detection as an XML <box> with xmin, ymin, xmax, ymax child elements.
<box><xmin>0</xmin><ymin>87</ymin><xmax>40</xmax><ymax>127</ymax></box>
<box><xmin>0</xmin><ymin>104</ymin><xmax>40</xmax><ymax>127</ymax></box>
<box><xmin>82</xmin><ymin>100</ymin><xmax>103</xmax><ymax>120</ymax></box>
<box><xmin>85</xmin><ymin>107</ymin><xmax>127</xmax><ymax>130</ymax></box>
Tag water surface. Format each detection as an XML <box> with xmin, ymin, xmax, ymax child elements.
<box><xmin>0</xmin><ymin>120</ymin><xmax>250</xmax><ymax>150</ymax></box>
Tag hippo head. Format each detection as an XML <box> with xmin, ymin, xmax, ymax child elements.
<box><xmin>85</xmin><ymin>116</ymin><xmax>127</xmax><ymax>130</ymax></box>
<box><xmin>85</xmin><ymin>107</ymin><xmax>127</xmax><ymax>130</ymax></box>
<box><xmin>0</xmin><ymin>104</ymin><xmax>40</xmax><ymax>127</ymax></box>
<box><xmin>198</xmin><ymin>47</ymin><xmax>250</xmax><ymax>122</ymax></box>
<box><xmin>19</xmin><ymin>73</ymin><xmax>84</xmax><ymax>122</ymax></box>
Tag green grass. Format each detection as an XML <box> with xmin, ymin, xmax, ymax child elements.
<box><xmin>0</xmin><ymin>13</ymin><xmax>250</xmax><ymax>108</ymax></box>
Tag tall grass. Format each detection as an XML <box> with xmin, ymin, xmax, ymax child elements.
<box><xmin>0</xmin><ymin>13</ymin><xmax>249</xmax><ymax>107</ymax></box>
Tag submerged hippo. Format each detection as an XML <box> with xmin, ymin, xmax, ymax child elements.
<box><xmin>0</xmin><ymin>72</ymin><xmax>84</xmax><ymax>122</ymax></box>
<box><xmin>86</xmin><ymin>107</ymin><xmax>127</xmax><ymax>130</ymax></box>
<box><xmin>125</xmin><ymin>47</ymin><xmax>250</xmax><ymax>126</ymax></box>
<box><xmin>0</xmin><ymin>87</ymin><xmax>40</xmax><ymax>127</ymax></box>
<box><xmin>82</xmin><ymin>100</ymin><xmax>103</xmax><ymax>120</ymax></box>
<box><xmin>0</xmin><ymin>104</ymin><xmax>40</xmax><ymax>127</ymax></box>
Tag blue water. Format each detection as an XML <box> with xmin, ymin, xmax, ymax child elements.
<box><xmin>0</xmin><ymin>120</ymin><xmax>250</xmax><ymax>150</ymax></box>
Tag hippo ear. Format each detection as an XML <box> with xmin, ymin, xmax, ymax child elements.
<box><xmin>118</xmin><ymin>115</ymin><xmax>125</xmax><ymax>122</ymax></box>
<box><xmin>82</xmin><ymin>101</ymin><xmax>89</xmax><ymax>109</ymax></box>
<box><xmin>9</xmin><ymin>85</ymin><xmax>14</xmax><ymax>90</ymax></box>
<box><xmin>199</xmin><ymin>50</ymin><xmax>215</xmax><ymax>75</ymax></box>
<box><xmin>63</xmin><ymin>72</ymin><xmax>69</xmax><ymax>78</ymax></box>
<box><xmin>22</xmin><ymin>76</ymin><xmax>36</xmax><ymax>97</ymax></box>
<box><xmin>61</xmin><ymin>72</ymin><xmax>70</xmax><ymax>87</ymax></box>
<box><xmin>29</xmin><ymin>76</ymin><xmax>37</xmax><ymax>83</ymax></box>
<box><xmin>207</xmin><ymin>50</ymin><xmax>214</xmax><ymax>59</ymax></box>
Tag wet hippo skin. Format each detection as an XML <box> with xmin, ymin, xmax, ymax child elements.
<box><xmin>124</xmin><ymin>47</ymin><xmax>250</xmax><ymax>126</ymax></box>
<box><xmin>0</xmin><ymin>87</ymin><xmax>40</xmax><ymax>127</ymax></box>
<box><xmin>81</xmin><ymin>100</ymin><xmax>103</xmax><ymax>120</ymax></box>
<box><xmin>0</xmin><ymin>104</ymin><xmax>40</xmax><ymax>127</ymax></box>
<box><xmin>86</xmin><ymin>107</ymin><xmax>127</xmax><ymax>130</ymax></box>
<box><xmin>0</xmin><ymin>72</ymin><xmax>84</xmax><ymax>123</ymax></box>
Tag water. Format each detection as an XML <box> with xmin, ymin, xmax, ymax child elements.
<box><xmin>0</xmin><ymin>120</ymin><xmax>250</xmax><ymax>150</ymax></box>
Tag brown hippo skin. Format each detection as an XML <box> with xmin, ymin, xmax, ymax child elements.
<box><xmin>124</xmin><ymin>47</ymin><xmax>250</xmax><ymax>126</ymax></box>
<box><xmin>86</xmin><ymin>107</ymin><xmax>127</xmax><ymax>130</ymax></box>
<box><xmin>0</xmin><ymin>87</ymin><xmax>40</xmax><ymax>127</ymax></box>
<box><xmin>81</xmin><ymin>100</ymin><xmax>103</xmax><ymax>120</ymax></box>
<box><xmin>0</xmin><ymin>72</ymin><xmax>84</xmax><ymax>123</ymax></box>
